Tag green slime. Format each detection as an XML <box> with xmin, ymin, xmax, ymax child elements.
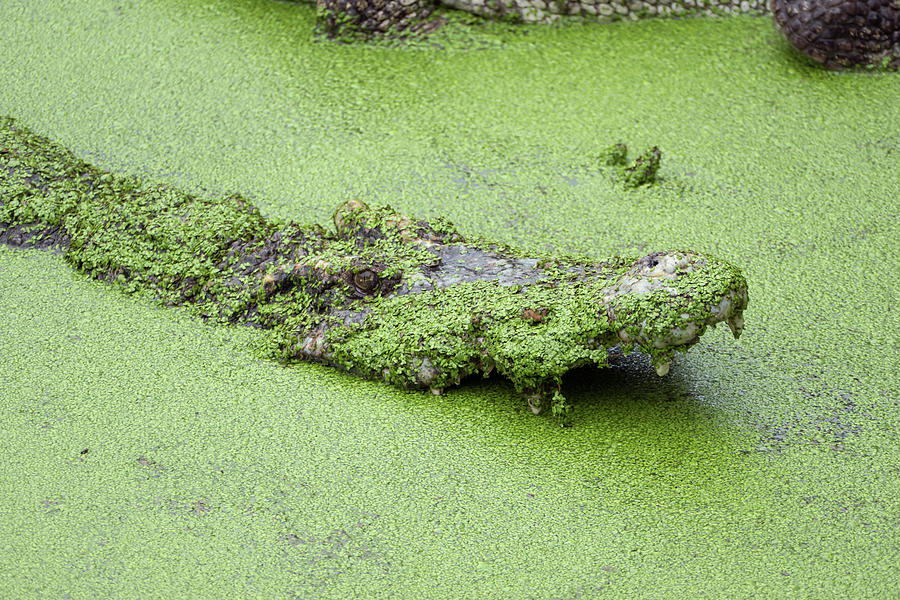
<box><xmin>0</xmin><ymin>0</ymin><xmax>897</xmax><ymax>598</ymax></box>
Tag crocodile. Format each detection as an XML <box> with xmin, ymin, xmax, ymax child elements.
<box><xmin>0</xmin><ymin>117</ymin><xmax>748</xmax><ymax>421</ymax></box>
<box><xmin>315</xmin><ymin>0</ymin><xmax>900</xmax><ymax>69</ymax></box>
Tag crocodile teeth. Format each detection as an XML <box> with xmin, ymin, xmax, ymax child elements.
<box><xmin>654</xmin><ymin>360</ymin><xmax>671</xmax><ymax>377</ymax></box>
<box><xmin>727</xmin><ymin>314</ymin><xmax>744</xmax><ymax>339</ymax></box>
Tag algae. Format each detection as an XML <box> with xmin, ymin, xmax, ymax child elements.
<box><xmin>0</xmin><ymin>1</ymin><xmax>898</xmax><ymax>597</ymax></box>
<box><xmin>1</xmin><ymin>117</ymin><xmax>746</xmax><ymax>420</ymax></box>
<box><xmin>622</xmin><ymin>145</ymin><xmax>661</xmax><ymax>188</ymax></box>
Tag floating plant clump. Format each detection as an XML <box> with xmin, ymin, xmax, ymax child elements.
<box><xmin>0</xmin><ymin>117</ymin><xmax>747</xmax><ymax>422</ymax></box>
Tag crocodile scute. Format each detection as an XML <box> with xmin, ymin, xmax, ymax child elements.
<box><xmin>769</xmin><ymin>0</ymin><xmax>900</xmax><ymax>69</ymax></box>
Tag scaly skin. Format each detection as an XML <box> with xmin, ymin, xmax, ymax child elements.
<box><xmin>0</xmin><ymin>117</ymin><xmax>748</xmax><ymax>421</ymax></box>
<box><xmin>316</xmin><ymin>0</ymin><xmax>900</xmax><ymax>69</ymax></box>
<box><xmin>769</xmin><ymin>0</ymin><xmax>900</xmax><ymax>69</ymax></box>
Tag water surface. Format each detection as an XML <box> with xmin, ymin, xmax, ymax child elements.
<box><xmin>0</xmin><ymin>1</ymin><xmax>897</xmax><ymax>597</ymax></box>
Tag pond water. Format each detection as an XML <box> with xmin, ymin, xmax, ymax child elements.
<box><xmin>1</xmin><ymin>0</ymin><xmax>897</xmax><ymax>597</ymax></box>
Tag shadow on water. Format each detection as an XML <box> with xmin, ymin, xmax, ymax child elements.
<box><xmin>398</xmin><ymin>344</ymin><xmax>745</xmax><ymax>464</ymax></box>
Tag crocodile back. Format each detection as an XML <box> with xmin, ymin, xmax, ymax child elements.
<box><xmin>769</xmin><ymin>0</ymin><xmax>900</xmax><ymax>68</ymax></box>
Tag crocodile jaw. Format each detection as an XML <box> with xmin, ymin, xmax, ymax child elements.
<box><xmin>604</xmin><ymin>251</ymin><xmax>748</xmax><ymax>377</ymax></box>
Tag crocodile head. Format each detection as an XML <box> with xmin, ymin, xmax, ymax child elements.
<box><xmin>275</xmin><ymin>200</ymin><xmax>749</xmax><ymax>416</ymax></box>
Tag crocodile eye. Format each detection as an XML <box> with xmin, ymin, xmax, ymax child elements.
<box><xmin>353</xmin><ymin>269</ymin><xmax>378</xmax><ymax>293</ymax></box>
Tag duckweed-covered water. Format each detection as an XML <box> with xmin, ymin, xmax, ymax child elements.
<box><xmin>1</xmin><ymin>0</ymin><xmax>898</xmax><ymax>597</ymax></box>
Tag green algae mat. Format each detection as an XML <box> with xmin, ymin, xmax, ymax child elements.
<box><xmin>1</xmin><ymin>0</ymin><xmax>898</xmax><ymax>597</ymax></box>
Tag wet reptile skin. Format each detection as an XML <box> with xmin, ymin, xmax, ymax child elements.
<box><xmin>770</xmin><ymin>0</ymin><xmax>900</xmax><ymax>68</ymax></box>
<box><xmin>316</xmin><ymin>0</ymin><xmax>900</xmax><ymax>68</ymax></box>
